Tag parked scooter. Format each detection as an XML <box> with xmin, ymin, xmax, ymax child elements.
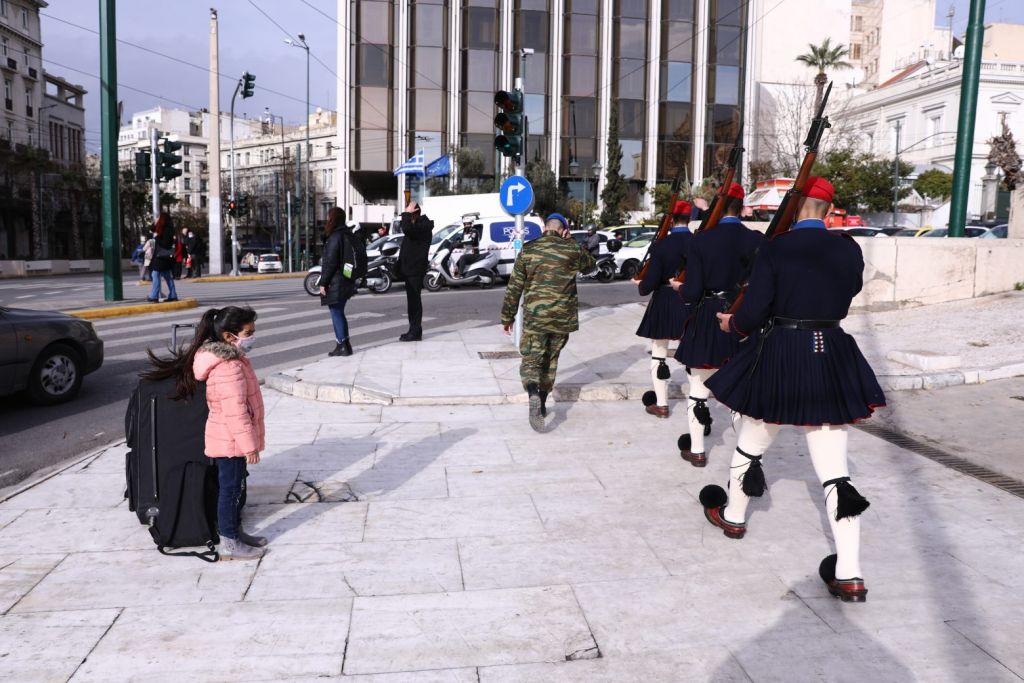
<box><xmin>304</xmin><ymin>243</ymin><xmax>399</xmax><ymax>296</ymax></box>
<box><xmin>579</xmin><ymin>239</ymin><xmax>620</xmax><ymax>283</ymax></box>
<box><xmin>423</xmin><ymin>234</ymin><xmax>501</xmax><ymax>291</ymax></box>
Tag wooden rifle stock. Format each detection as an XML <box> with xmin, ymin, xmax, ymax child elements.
<box><xmin>636</xmin><ymin>168</ymin><xmax>685</xmax><ymax>280</ymax></box>
<box><xmin>675</xmin><ymin>126</ymin><xmax>744</xmax><ymax>281</ymax></box>
<box><xmin>727</xmin><ymin>82</ymin><xmax>834</xmax><ymax>315</ymax></box>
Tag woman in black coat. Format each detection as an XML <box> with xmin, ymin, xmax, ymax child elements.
<box><xmin>319</xmin><ymin>207</ymin><xmax>359</xmax><ymax>356</ymax></box>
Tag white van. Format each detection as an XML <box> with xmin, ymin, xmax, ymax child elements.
<box><xmin>429</xmin><ymin>214</ymin><xmax>544</xmax><ymax>277</ymax></box>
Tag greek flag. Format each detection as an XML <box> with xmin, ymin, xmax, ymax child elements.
<box><xmin>425</xmin><ymin>155</ymin><xmax>451</xmax><ymax>177</ymax></box>
<box><xmin>393</xmin><ymin>150</ymin><xmax>425</xmax><ymax>176</ymax></box>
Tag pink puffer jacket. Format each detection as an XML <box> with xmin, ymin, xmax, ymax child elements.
<box><xmin>193</xmin><ymin>341</ymin><xmax>265</xmax><ymax>457</ymax></box>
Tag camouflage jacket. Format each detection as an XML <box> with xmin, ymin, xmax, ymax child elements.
<box><xmin>500</xmin><ymin>233</ymin><xmax>597</xmax><ymax>334</ymax></box>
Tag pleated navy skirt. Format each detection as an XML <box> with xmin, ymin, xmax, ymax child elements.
<box><xmin>706</xmin><ymin>326</ymin><xmax>886</xmax><ymax>425</ymax></box>
<box><xmin>674</xmin><ymin>296</ymin><xmax>740</xmax><ymax>369</ymax></box>
<box><xmin>636</xmin><ymin>286</ymin><xmax>689</xmax><ymax>340</ymax></box>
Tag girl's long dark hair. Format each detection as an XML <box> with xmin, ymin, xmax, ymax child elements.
<box><xmin>323</xmin><ymin>206</ymin><xmax>345</xmax><ymax>240</ymax></box>
<box><xmin>140</xmin><ymin>306</ymin><xmax>258</xmax><ymax>400</ymax></box>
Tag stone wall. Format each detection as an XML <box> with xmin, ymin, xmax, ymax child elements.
<box><xmin>855</xmin><ymin>237</ymin><xmax>1024</xmax><ymax>309</ymax></box>
<box><xmin>1</xmin><ymin>260</ymin><xmax>135</xmax><ymax>278</ymax></box>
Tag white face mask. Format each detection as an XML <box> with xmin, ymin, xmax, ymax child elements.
<box><xmin>235</xmin><ymin>335</ymin><xmax>256</xmax><ymax>353</ymax></box>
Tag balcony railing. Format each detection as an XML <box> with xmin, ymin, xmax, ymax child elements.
<box><xmin>2</xmin><ymin>57</ymin><xmax>16</xmax><ymax>71</ymax></box>
<box><xmin>26</xmin><ymin>66</ymin><xmax>37</xmax><ymax>80</ymax></box>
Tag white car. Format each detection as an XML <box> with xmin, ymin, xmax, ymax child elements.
<box><xmin>613</xmin><ymin>232</ymin><xmax>657</xmax><ymax>279</ymax></box>
<box><xmin>427</xmin><ymin>215</ymin><xmax>545</xmax><ymax>278</ymax></box>
<box><xmin>256</xmin><ymin>253</ymin><xmax>284</xmax><ymax>274</ymax></box>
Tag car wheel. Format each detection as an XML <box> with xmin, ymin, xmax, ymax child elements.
<box><xmin>424</xmin><ymin>271</ymin><xmax>443</xmax><ymax>292</ymax></box>
<box><xmin>370</xmin><ymin>272</ymin><xmax>392</xmax><ymax>294</ymax></box>
<box><xmin>622</xmin><ymin>260</ymin><xmax>640</xmax><ymax>280</ymax></box>
<box><xmin>303</xmin><ymin>272</ymin><xmax>321</xmax><ymax>296</ymax></box>
<box><xmin>28</xmin><ymin>343</ymin><xmax>84</xmax><ymax>405</ymax></box>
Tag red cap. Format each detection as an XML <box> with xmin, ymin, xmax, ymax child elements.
<box><xmin>804</xmin><ymin>176</ymin><xmax>835</xmax><ymax>203</ymax></box>
<box><xmin>726</xmin><ymin>182</ymin><xmax>745</xmax><ymax>200</ymax></box>
<box><xmin>672</xmin><ymin>200</ymin><xmax>692</xmax><ymax>216</ymax></box>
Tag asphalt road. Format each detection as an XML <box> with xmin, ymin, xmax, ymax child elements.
<box><xmin>0</xmin><ymin>274</ymin><xmax>642</xmax><ymax>491</ymax></box>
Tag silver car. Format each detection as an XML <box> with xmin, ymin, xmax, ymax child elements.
<box><xmin>0</xmin><ymin>307</ymin><xmax>104</xmax><ymax>404</ymax></box>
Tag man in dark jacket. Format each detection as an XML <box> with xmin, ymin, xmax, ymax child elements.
<box><xmin>397</xmin><ymin>201</ymin><xmax>433</xmax><ymax>341</ymax></box>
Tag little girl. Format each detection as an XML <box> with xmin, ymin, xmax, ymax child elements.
<box><xmin>192</xmin><ymin>306</ymin><xmax>267</xmax><ymax>560</ymax></box>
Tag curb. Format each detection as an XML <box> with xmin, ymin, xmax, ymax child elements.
<box><xmin>66</xmin><ymin>297</ymin><xmax>199</xmax><ymax>320</ymax></box>
<box><xmin>0</xmin><ymin>439</ymin><xmax>125</xmax><ymax>504</ymax></box>
<box><xmin>265</xmin><ymin>361</ymin><xmax>1024</xmax><ymax>406</ymax></box>
<box><xmin>190</xmin><ymin>273</ymin><xmax>305</xmax><ymax>283</ymax></box>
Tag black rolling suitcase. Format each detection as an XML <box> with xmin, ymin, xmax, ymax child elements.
<box><xmin>124</xmin><ymin>376</ymin><xmax>220</xmax><ymax>562</ymax></box>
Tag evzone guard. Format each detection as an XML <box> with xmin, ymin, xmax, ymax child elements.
<box><xmin>634</xmin><ymin>200</ymin><xmax>695</xmax><ymax>419</ymax></box>
<box><xmin>699</xmin><ymin>176</ymin><xmax>886</xmax><ymax>602</ymax></box>
<box><xmin>670</xmin><ymin>183</ymin><xmax>763</xmax><ymax>467</ymax></box>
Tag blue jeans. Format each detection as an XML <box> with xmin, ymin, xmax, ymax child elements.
<box><xmin>149</xmin><ymin>269</ymin><xmax>177</xmax><ymax>300</ymax></box>
<box><xmin>216</xmin><ymin>456</ymin><xmax>247</xmax><ymax>540</ymax></box>
<box><xmin>328</xmin><ymin>301</ymin><xmax>349</xmax><ymax>342</ymax></box>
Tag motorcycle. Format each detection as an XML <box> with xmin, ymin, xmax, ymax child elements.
<box><xmin>423</xmin><ymin>236</ymin><xmax>501</xmax><ymax>291</ymax></box>
<box><xmin>303</xmin><ymin>243</ymin><xmax>399</xmax><ymax>296</ymax></box>
<box><xmin>580</xmin><ymin>253</ymin><xmax>617</xmax><ymax>283</ymax></box>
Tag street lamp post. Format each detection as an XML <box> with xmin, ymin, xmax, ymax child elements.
<box><xmin>264</xmin><ymin>108</ymin><xmax>288</xmax><ymax>269</ymax></box>
<box><xmin>285</xmin><ymin>34</ymin><xmax>310</xmax><ymax>268</ymax></box>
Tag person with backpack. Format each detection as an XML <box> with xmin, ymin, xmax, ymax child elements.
<box><xmin>148</xmin><ymin>213</ymin><xmax>179</xmax><ymax>303</ymax></box>
<box><xmin>191</xmin><ymin>306</ymin><xmax>267</xmax><ymax>561</ymax></box>
<box><xmin>319</xmin><ymin>207</ymin><xmax>366</xmax><ymax>357</ymax></box>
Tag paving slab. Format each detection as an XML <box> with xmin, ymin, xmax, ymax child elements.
<box><xmin>343</xmin><ymin>585</ymin><xmax>597</xmax><ymax>675</ymax></box>
<box><xmin>0</xmin><ymin>553</ymin><xmax>65</xmax><ymax>612</ymax></box>
<box><xmin>0</xmin><ymin>609</ymin><xmax>120</xmax><ymax>683</ymax></box>
<box><xmin>363</xmin><ymin>494</ymin><xmax>546</xmax><ymax>542</ymax></box>
<box><xmin>478</xmin><ymin>648</ymin><xmax>749</xmax><ymax>683</ymax></box>
<box><xmin>70</xmin><ymin>600</ymin><xmax>352</xmax><ymax>682</ymax></box>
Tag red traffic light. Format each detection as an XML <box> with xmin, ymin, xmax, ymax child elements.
<box><xmin>494</xmin><ymin>89</ymin><xmax>522</xmax><ymax>112</ymax></box>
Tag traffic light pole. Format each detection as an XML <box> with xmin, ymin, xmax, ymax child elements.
<box><xmin>229</xmin><ymin>79</ymin><xmax>240</xmax><ymax>276</ymax></box>
<box><xmin>98</xmin><ymin>0</ymin><xmax>122</xmax><ymax>302</ymax></box>
<box><xmin>150</xmin><ymin>127</ymin><xmax>160</xmax><ymax>221</ymax></box>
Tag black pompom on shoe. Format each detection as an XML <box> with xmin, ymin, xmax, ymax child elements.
<box><xmin>699</xmin><ymin>484</ymin><xmax>728</xmax><ymax>509</ymax></box>
<box><xmin>641</xmin><ymin>391</ymin><xmax>658</xmax><ymax>407</ymax></box>
<box><xmin>819</xmin><ymin>554</ymin><xmax>868</xmax><ymax>603</ymax></box>
<box><xmin>700</xmin><ymin>485</ymin><xmax>745</xmax><ymax>539</ymax></box>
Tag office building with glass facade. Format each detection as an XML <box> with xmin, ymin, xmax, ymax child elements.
<box><xmin>335</xmin><ymin>0</ymin><xmax>752</xmax><ymax>215</ymax></box>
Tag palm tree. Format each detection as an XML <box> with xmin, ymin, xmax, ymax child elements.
<box><xmin>795</xmin><ymin>38</ymin><xmax>852</xmax><ymax>110</ymax></box>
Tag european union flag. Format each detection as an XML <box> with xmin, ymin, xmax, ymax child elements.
<box><xmin>425</xmin><ymin>155</ymin><xmax>451</xmax><ymax>177</ymax></box>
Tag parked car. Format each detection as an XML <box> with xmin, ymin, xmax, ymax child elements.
<box><xmin>978</xmin><ymin>224</ymin><xmax>1008</xmax><ymax>239</ymax></box>
<box><xmin>829</xmin><ymin>227</ymin><xmax>884</xmax><ymax>237</ymax></box>
<box><xmin>607</xmin><ymin>224</ymin><xmax>655</xmax><ymax>243</ymax></box>
<box><xmin>921</xmin><ymin>227</ymin><xmax>986</xmax><ymax>238</ymax></box>
<box><xmin>256</xmin><ymin>253</ymin><xmax>284</xmax><ymax>274</ymax></box>
<box><xmin>892</xmin><ymin>227</ymin><xmax>931</xmax><ymax>237</ymax></box>
<box><xmin>613</xmin><ymin>232</ymin><xmax>657</xmax><ymax>279</ymax></box>
<box><xmin>570</xmin><ymin>230</ymin><xmax>618</xmax><ymax>255</ymax></box>
<box><xmin>875</xmin><ymin>226</ymin><xmax>907</xmax><ymax>236</ymax></box>
<box><xmin>0</xmin><ymin>307</ymin><xmax>104</xmax><ymax>404</ymax></box>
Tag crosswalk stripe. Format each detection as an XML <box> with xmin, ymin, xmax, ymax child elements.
<box><xmin>97</xmin><ymin>307</ymin><xmax>334</xmax><ymax>344</ymax></box>
<box><xmin>89</xmin><ymin>305</ymin><xmax>291</xmax><ymax>330</ymax></box>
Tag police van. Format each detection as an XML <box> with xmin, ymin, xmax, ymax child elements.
<box><xmin>428</xmin><ymin>214</ymin><xmax>544</xmax><ymax>278</ymax></box>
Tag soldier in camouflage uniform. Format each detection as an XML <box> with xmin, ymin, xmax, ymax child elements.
<box><xmin>500</xmin><ymin>213</ymin><xmax>597</xmax><ymax>431</ymax></box>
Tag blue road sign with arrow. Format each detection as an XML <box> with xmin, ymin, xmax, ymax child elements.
<box><xmin>500</xmin><ymin>175</ymin><xmax>534</xmax><ymax>216</ymax></box>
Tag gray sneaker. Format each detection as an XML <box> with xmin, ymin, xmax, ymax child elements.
<box><xmin>238</xmin><ymin>528</ymin><xmax>268</xmax><ymax>548</ymax></box>
<box><xmin>217</xmin><ymin>537</ymin><xmax>265</xmax><ymax>561</ymax></box>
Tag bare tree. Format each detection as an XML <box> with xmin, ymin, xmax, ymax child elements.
<box><xmin>756</xmin><ymin>82</ymin><xmax>857</xmax><ymax>176</ymax></box>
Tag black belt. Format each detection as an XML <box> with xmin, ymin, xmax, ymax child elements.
<box><xmin>771</xmin><ymin>317</ymin><xmax>840</xmax><ymax>330</ymax></box>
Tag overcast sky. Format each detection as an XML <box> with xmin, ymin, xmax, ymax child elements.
<box><xmin>39</xmin><ymin>1</ymin><xmax>1024</xmax><ymax>154</ymax></box>
<box><xmin>41</xmin><ymin>0</ymin><xmax>339</xmax><ymax>152</ymax></box>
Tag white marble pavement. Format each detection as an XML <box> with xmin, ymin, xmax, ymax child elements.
<box><xmin>0</xmin><ymin>390</ymin><xmax>1021</xmax><ymax>681</ymax></box>
<box><xmin>266</xmin><ymin>292</ymin><xmax>1024</xmax><ymax>406</ymax></box>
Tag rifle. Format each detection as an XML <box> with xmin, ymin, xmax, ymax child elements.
<box><xmin>728</xmin><ymin>82</ymin><xmax>833</xmax><ymax>314</ymax></box>
<box><xmin>635</xmin><ymin>167</ymin><xmax>685</xmax><ymax>281</ymax></box>
<box><xmin>675</xmin><ymin>125</ymin><xmax>744</xmax><ymax>281</ymax></box>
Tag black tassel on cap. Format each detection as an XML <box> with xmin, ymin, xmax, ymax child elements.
<box><xmin>736</xmin><ymin>448</ymin><xmax>766</xmax><ymax>497</ymax></box>
<box><xmin>655</xmin><ymin>358</ymin><xmax>671</xmax><ymax>380</ymax></box>
<box><xmin>690</xmin><ymin>397</ymin><xmax>711</xmax><ymax>426</ymax></box>
<box><xmin>823</xmin><ymin>477</ymin><xmax>870</xmax><ymax>521</ymax></box>
<box><xmin>641</xmin><ymin>391</ymin><xmax>657</xmax><ymax>407</ymax></box>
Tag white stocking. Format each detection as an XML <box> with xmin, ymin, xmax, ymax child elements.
<box><xmin>805</xmin><ymin>426</ymin><xmax>862</xmax><ymax>579</ymax></box>
<box><xmin>723</xmin><ymin>416</ymin><xmax>779</xmax><ymax>524</ymax></box>
<box><xmin>649</xmin><ymin>339</ymin><xmax>670</xmax><ymax>406</ymax></box>
<box><xmin>685</xmin><ymin>367</ymin><xmax>716</xmax><ymax>454</ymax></box>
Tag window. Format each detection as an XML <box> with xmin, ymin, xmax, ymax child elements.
<box><xmin>183</xmin><ymin>144</ymin><xmax>191</xmax><ymax>155</ymax></box>
<box><xmin>21</xmin><ymin>8</ymin><xmax>29</xmax><ymax>29</ymax></box>
<box><xmin>200</xmin><ymin>179</ymin><xmax>208</xmax><ymax>192</ymax></box>
<box><xmin>25</xmin><ymin>87</ymin><xmax>31</xmax><ymax>108</ymax></box>
<box><xmin>0</xmin><ymin>1</ymin><xmax>7</xmax><ymax>17</ymax></box>
<box><xmin>184</xmin><ymin>161</ymin><xmax>191</xmax><ymax>172</ymax></box>
<box><xmin>322</xmin><ymin>168</ymin><xmax>334</xmax><ymax>189</ymax></box>
<box><xmin>184</xmin><ymin>178</ymin><xmax>191</xmax><ymax>190</ymax></box>
<box><xmin>23</xmin><ymin>47</ymin><xmax>30</xmax><ymax>66</ymax></box>
<box><xmin>244</xmin><ymin>152</ymin><xmax>250</xmax><ymax>165</ymax></box>
<box><xmin>852</xmin><ymin>15</ymin><xmax>863</xmax><ymax>32</ymax></box>
<box><xmin>1</xmin><ymin>37</ymin><xmax>7</xmax><ymax>57</ymax></box>
<box><xmin>27</xmin><ymin>125</ymin><xmax>33</xmax><ymax>145</ymax></box>
<box><xmin>852</xmin><ymin>43</ymin><xmax>862</xmax><ymax>60</ymax></box>
<box><xmin>5</xmin><ymin>120</ymin><xmax>11</xmax><ymax>141</ymax></box>
<box><xmin>3</xmin><ymin>79</ymin><xmax>10</xmax><ymax>107</ymax></box>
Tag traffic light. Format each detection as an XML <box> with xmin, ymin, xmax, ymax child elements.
<box><xmin>241</xmin><ymin>72</ymin><xmax>256</xmax><ymax>99</ymax></box>
<box><xmin>134</xmin><ymin>151</ymin><xmax>151</xmax><ymax>182</ymax></box>
<box><xmin>158</xmin><ymin>138</ymin><xmax>182</xmax><ymax>181</ymax></box>
<box><xmin>227</xmin><ymin>198</ymin><xmax>237</xmax><ymax>218</ymax></box>
<box><xmin>493</xmin><ymin>89</ymin><xmax>524</xmax><ymax>161</ymax></box>
<box><xmin>237</xmin><ymin>195</ymin><xmax>249</xmax><ymax>216</ymax></box>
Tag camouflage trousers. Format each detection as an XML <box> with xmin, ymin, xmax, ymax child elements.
<box><xmin>519</xmin><ymin>332</ymin><xmax>569</xmax><ymax>392</ymax></box>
